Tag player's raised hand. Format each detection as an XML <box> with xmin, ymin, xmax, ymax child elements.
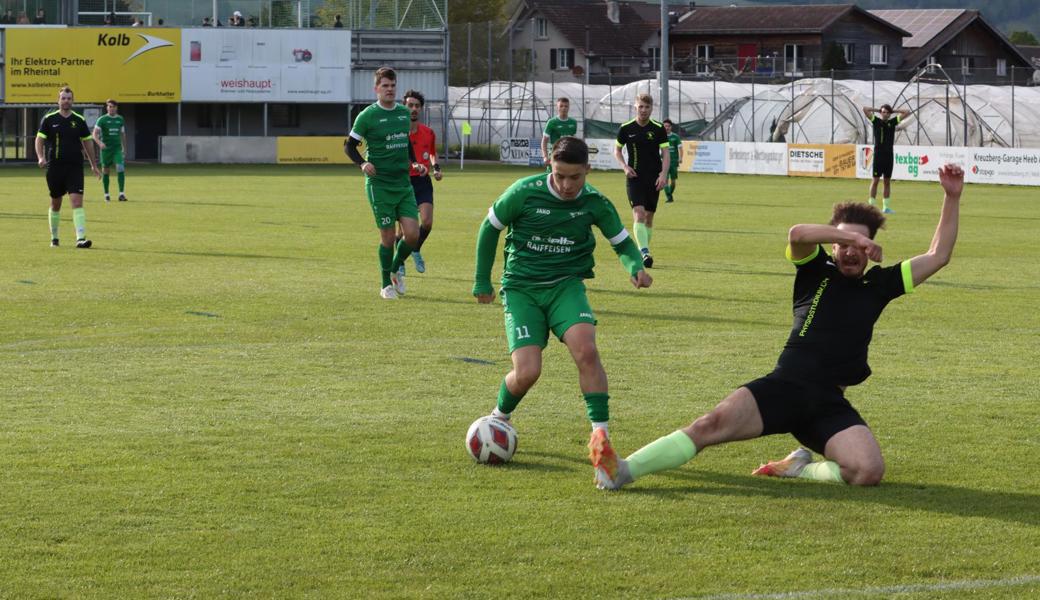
<box><xmin>631</xmin><ymin>270</ymin><xmax>652</xmax><ymax>288</ymax></box>
<box><xmin>938</xmin><ymin>163</ymin><xmax>964</xmax><ymax>199</ymax></box>
<box><xmin>475</xmin><ymin>291</ymin><xmax>496</xmax><ymax>304</ymax></box>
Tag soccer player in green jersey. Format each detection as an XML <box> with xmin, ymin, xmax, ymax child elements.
<box><xmin>93</xmin><ymin>99</ymin><xmax>129</xmax><ymax>202</ymax></box>
<box><xmin>662</xmin><ymin>119</ymin><xmax>683</xmax><ymax>203</ymax></box>
<box><xmin>345</xmin><ymin>67</ymin><xmax>428</xmax><ymax>299</ymax></box>
<box><xmin>473</xmin><ymin>136</ymin><xmax>653</xmax><ymax>482</ymax></box>
<box><xmin>35</xmin><ymin>86</ymin><xmax>100</xmax><ymax>248</ymax></box>
<box><xmin>597</xmin><ymin>164</ymin><xmax>965</xmax><ymax>491</ymax></box>
<box><xmin>540</xmin><ymin>97</ymin><xmax>578</xmax><ymax>169</ymax></box>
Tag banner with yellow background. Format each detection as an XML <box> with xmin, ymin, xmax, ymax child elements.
<box><xmin>4</xmin><ymin>28</ymin><xmax>180</xmax><ymax>103</ymax></box>
<box><xmin>277</xmin><ymin>137</ymin><xmax>361</xmax><ymax>165</ymax></box>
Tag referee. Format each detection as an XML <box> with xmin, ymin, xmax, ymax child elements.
<box><xmin>613</xmin><ymin>93</ymin><xmax>669</xmax><ymax>268</ymax></box>
<box><xmin>35</xmin><ymin>86</ymin><xmax>100</xmax><ymax>248</ymax></box>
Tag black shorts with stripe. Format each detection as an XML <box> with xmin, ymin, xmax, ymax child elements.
<box><xmin>625</xmin><ymin>176</ymin><xmax>660</xmax><ymax>212</ymax></box>
<box><xmin>46</xmin><ymin>163</ymin><xmax>85</xmax><ymax>198</ymax></box>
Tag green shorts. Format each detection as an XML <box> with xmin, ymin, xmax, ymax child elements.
<box><xmin>366</xmin><ymin>178</ymin><xmax>419</xmax><ymax>229</ymax></box>
<box><xmin>668</xmin><ymin>163</ymin><xmax>679</xmax><ymax>179</ymax></box>
<box><xmin>502</xmin><ymin>277</ymin><xmax>597</xmax><ymax>352</ymax></box>
<box><xmin>100</xmin><ymin>147</ymin><xmax>124</xmax><ymax>168</ymax></box>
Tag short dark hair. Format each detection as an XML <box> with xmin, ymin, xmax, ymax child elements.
<box><xmin>662</xmin><ymin>118</ymin><xmax>674</xmax><ymax>125</ymax></box>
<box><xmin>59</xmin><ymin>86</ymin><xmax>73</xmax><ymax>96</ymax></box>
<box><xmin>403</xmin><ymin>89</ymin><xmax>425</xmax><ymax>107</ymax></box>
<box><xmin>106</xmin><ymin>98</ymin><xmax>118</xmax><ymax>106</ymax></box>
<box><xmin>374</xmin><ymin>67</ymin><xmax>396</xmax><ymax>86</ymax></box>
<box><xmin>880</xmin><ymin>104</ymin><xmax>893</xmax><ymax>113</ymax></box>
<box><xmin>551</xmin><ymin>136</ymin><xmax>588</xmax><ymax>165</ymax></box>
<box><xmin>830</xmin><ymin>202</ymin><xmax>886</xmax><ymax>239</ymax></box>
<box><xmin>557</xmin><ymin>97</ymin><xmax>570</xmax><ymax>104</ymax></box>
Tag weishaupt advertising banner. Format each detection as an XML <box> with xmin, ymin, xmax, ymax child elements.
<box><xmin>4</xmin><ymin>28</ymin><xmax>180</xmax><ymax>103</ymax></box>
<box><xmin>180</xmin><ymin>28</ymin><xmax>350</xmax><ymax>102</ymax></box>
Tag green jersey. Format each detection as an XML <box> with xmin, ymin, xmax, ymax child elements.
<box><xmin>667</xmin><ymin>132</ymin><xmax>681</xmax><ymax>163</ymax></box>
<box><xmin>349</xmin><ymin>102</ymin><xmax>412</xmax><ymax>185</ymax></box>
<box><xmin>95</xmin><ymin>114</ymin><xmax>125</xmax><ymax>150</ymax></box>
<box><xmin>487</xmin><ymin>173</ymin><xmax>629</xmax><ymax>289</ymax></box>
<box><xmin>543</xmin><ymin>117</ymin><xmax>578</xmax><ymax>146</ymax></box>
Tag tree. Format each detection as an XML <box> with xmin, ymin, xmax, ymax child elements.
<box><xmin>1008</xmin><ymin>30</ymin><xmax>1040</xmax><ymax>45</ymax></box>
<box><xmin>821</xmin><ymin>42</ymin><xmax>848</xmax><ymax>72</ymax></box>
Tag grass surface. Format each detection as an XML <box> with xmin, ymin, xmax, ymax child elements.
<box><xmin>1</xmin><ymin>163</ymin><xmax>1039</xmax><ymax>598</ymax></box>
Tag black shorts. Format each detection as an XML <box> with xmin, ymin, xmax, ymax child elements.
<box><xmin>744</xmin><ymin>372</ymin><xmax>866</xmax><ymax>455</ymax></box>
<box><xmin>411</xmin><ymin>175</ymin><xmax>434</xmax><ymax>205</ymax></box>
<box><xmin>872</xmin><ymin>150</ymin><xmax>894</xmax><ymax>178</ymax></box>
<box><xmin>626</xmin><ymin>176</ymin><xmax>660</xmax><ymax>212</ymax></box>
<box><xmin>46</xmin><ymin>163</ymin><xmax>85</xmax><ymax>198</ymax></box>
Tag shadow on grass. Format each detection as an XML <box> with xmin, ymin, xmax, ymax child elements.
<box><xmin>925</xmin><ymin>280</ymin><xmax>1040</xmax><ymax>291</ymax></box>
<box><xmin>589</xmin><ymin>287</ymin><xmax>773</xmax><ymax>304</ymax></box>
<box><xmin>0</xmin><ymin>212</ymin><xmax>40</xmax><ymax>221</ymax></box>
<box><xmin>628</xmin><ymin>469</ymin><xmax>1040</xmax><ymax>527</ymax></box>
<box><xmin>147</xmin><ymin>200</ymin><xmax>263</xmax><ymax>208</ymax></box>
<box><xmin>596</xmin><ymin>308</ymin><xmax>774</xmax><ymax>327</ymax></box>
<box><xmin>103</xmin><ymin>247</ymin><xmax>312</xmax><ymax>261</ymax></box>
<box><xmin>500</xmin><ymin>451</ymin><xmax>575</xmax><ymax>474</ymax></box>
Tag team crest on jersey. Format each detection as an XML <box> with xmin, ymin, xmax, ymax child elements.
<box><xmin>535</xmin><ymin>180</ymin><xmax>543</xmax><ymax>186</ymax></box>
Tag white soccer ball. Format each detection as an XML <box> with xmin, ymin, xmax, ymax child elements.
<box><xmin>465</xmin><ymin>416</ymin><xmax>518</xmax><ymax>464</ymax></box>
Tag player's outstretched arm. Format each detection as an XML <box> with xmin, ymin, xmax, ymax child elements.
<box><xmin>473</xmin><ymin>217</ymin><xmax>502</xmax><ymax>303</ymax></box>
<box><xmin>908</xmin><ymin>163</ymin><xmax>963</xmax><ymax>287</ymax></box>
<box><xmin>788</xmin><ymin>224</ymin><xmax>882</xmax><ymax>263</ymax></box>
<box><xmin>92</xmin><ymin>126</ymin><xmax>105</xmax><ymax>149</ymax></box>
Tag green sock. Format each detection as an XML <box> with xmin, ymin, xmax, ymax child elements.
<box><xmin>882</xmin><ymin>197</ymin><xmax>891</xmax><ymax>209</ymax></box>
<box><xmin>378</xmin><ymin>244</ymin><xmax>393</xmax><ymax>288</ymax></box>
<box><xmin>102</xmin><ymin>173</ymin><xmax>110</xmax><ymax>194</ymax></box>
<box><xmin>868</xmin><ymin>197</ymin><xmax>876</xmax><ymax>205</ymax></box>
<box><xmin>72</xmin><ymin>207</ymin><xmax>87</xmax><ymax>240</ymax></box>
<box><xmin>633</xmin><ymin>222</ymin><xmax>649</xmax><ymax>251</ymax></box>
<box><xmin>497</xmin><ymin>379</ymin><xmax>524</xmax><ymax>414</ymax></box>
<box><xmin>583</xmin><ymin>392</ymin><xmax>609</xmax><ymax>423</ymax></box>
<box><xmin>665</xmin><ymin>184</ymin><xmax>673</xmax><ymax>196</ymax></box>
<box><xmin>390</xmin><ymin>237</ymin><xmax>414</xmax><ymax>272</ymax></box>
<box><xmin>48</xmin><ymin>209</ymin><xmax>60</xmax><ymax>239</ymax></box>
<box><xmin>798</xmin><ymin>461</ymin><xmax>844</xmax><ymax>483</ymax></box>
<box><xmin>117</xmin><ymin>171</ymin><xmax>125</xmax><ymax>193</ymax></box>
<box><xmin>646</xmin><ymin>225</ymin><xmax>653</xmax><ymax>245</ymax></box>
<box><xmin>626</xmin><ymin>430</ymin><xmax>697</xmax><ymax>480</ymax></box>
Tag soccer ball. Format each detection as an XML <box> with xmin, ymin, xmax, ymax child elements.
<box><xmin>465</xmin><ymin>416</ymin><xmax>518</xmax><ymax>464</ymax></box>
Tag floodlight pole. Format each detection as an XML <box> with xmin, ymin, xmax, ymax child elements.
<box><xmin>1011</xmin><ymin>66</ymin><xmax>1016</xmax><ymax>148</ymax></box>
<box><xmin>660</xmin><ymin>1</ymin><xmax>669</xmax><ymax>120</ymax></box>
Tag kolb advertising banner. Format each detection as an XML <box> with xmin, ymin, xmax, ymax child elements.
<box><xmin>181</xmin><ymin>29</ymin><xmax>350</xmax><ymax>102</ymax></box>
<box><xmin>4</xmin><ymin>28</ymin><xmax>180</xmax><ymax>103</ymax></box>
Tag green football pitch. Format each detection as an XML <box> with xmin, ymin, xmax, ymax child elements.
<box><xmin>2</xmin><ymin>163</ymin><xmax>1038</xmax><ymax>598</ymax></box>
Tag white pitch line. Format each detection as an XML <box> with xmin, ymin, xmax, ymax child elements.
<box><xmin>679</xmin><ymin>575</ymin><xmax>1040</xmax><ymax>600</ymax></box>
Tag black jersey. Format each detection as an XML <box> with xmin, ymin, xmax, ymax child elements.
<box><xmin>615</xmin><ymin>118</ymin><xmax>669</xmax><ymax>178</ymax></box>
<box><xmin>37</xmin><ymin>110</ymin><xmax>91</xmax><ymax>166</ymax></box>
<box><xmin>871</xmin><ymin>115</ymin><xmax>900</xmax><ymax>153</ymax></box>
<box><xmin>773</xmin><ymin>245</ymin><xmax>911</xmax><ymax>387</ymax></box>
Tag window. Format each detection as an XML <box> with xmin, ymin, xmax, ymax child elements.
<box><xmin>535</xmin><ymin>17</ymin><xmax>548</xmax><ymax>39</ymax></box>
<box><xmin>961</xmin><ymin>56</ymin><xmax>973</xmax><ymax>75</ymax></box>
<box><xmin>997</xmin><ymin>58</ymin><xmax>1007</xmax><ymax>77</ymax></box>
<box><xmin>840</xmin><ymin>43</ymin><xmax>855</xmax><ymax>65</ymax></box>
<box><xmin>870</xmin><ymin>44</ymin><xmax>887</xmax><ymax>65</ymax></box>
<box><xmin>696</xmin><ymin>44</ymin><xmax>714</xmax><ymax>75</ymax></box>
<box><xmin>270</xmin><ymin>104</ymin><xmax>300</xmax><ymax>128</ymax></box>
<box><xmin>196</xmin><ymin>104</ymin><xmax>226</xmax><ymax>129</ymax></box>
<box><xmin>649</xmin><ymin>47</ymin><xmax>661</xmax><ymax>72</ymax></box>
<box><xmin>784</xmin><ymin>44</ymin><xmax>805</xmax><ymax>75</ymax></box>
<box><xmin>550</xmin><ymin>48</ymin><xmax>575</xmax><ymax>70</ymax></box>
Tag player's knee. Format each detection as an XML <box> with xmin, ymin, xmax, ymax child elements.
<box><xmin>513</xmin><ymin>362</ymin><xmax>541</xmax><ymax>390</ymax></box>
<box><xmin>571</xmin><ymin>343</ymin><xmax>601</xmax><ymax>373</ymax></box>
<box><xmin>421</xmin><ymin>220</ymin><xmax>433</xmax><ymax>232</ymax></box>
<box><xmin>690</xmin><ymin>410</ymin><xmax>722</xmax><ymax>439</ymax></box>
<box><xmin>845</xmin><ymin>459</ymin><xmax>885</xmax><ymax>486</ymax></box>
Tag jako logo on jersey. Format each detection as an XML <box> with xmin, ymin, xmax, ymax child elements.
<box><xmin>536</xmin><ymin>208</ymin><xmax>551</xmax><ymax>215</ymax></box>
<box><xmin>102</xmin><ymin>34</ymin><xmax>175</xmax><ymax>65</ymax></box>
